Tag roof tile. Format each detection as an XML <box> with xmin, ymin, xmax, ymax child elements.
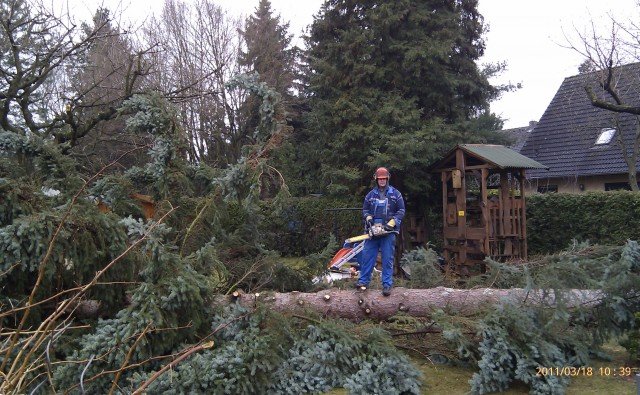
<box><xmin>521</xmin><ymin>62</ymin><xmax>640</xmax><ymax>179</ymax></box>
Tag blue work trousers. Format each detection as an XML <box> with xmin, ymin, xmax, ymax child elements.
<box><xmin>358</xmin><ymin>233</ymin><xmax>396</xmax><ymax>287</ymax></box>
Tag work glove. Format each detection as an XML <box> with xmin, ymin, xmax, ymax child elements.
<box><xmin>365</xmin><ymin>215</ymin><xmax>373</xmax><ymax>229</ymax></box>
<box><xmin>384</xmin><ymin>218</ymin><xmax>396</xmax><ymax>231</ymax></box>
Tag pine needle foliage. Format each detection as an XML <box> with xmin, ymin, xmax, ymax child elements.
<box><xmin>138</xmin><ymin>304</ymin><xmax>287</xmax><ymax>394</ymax></box>
<box><xmin>400</xmin><ymin>247</ymin><xmax>444</xmax><ymax>288</ymax></box>
<box><xmin>439</xmin><ymin>241</ymin><xmax>640</xmax><ymax>394</ymax></box>
<box><xmin>269</xmin><ymin>319</ymin><xmax>422</xmax><ymax>395</ymax></box>
<box><xmin>121</xmin><ymin>305</ymin><xmax>423</xmax><ymax>395</ymax></box>
<box><xmin>620</xmin><ymin>312</ymin><xmax>640</xmax><ymax>363</ymax></box>
<box><xmin>0</xmin><ymin>132</ymin><xmax>138</xmax><ymax>323</ymax></box>
<box><xmin>469</xmin><ymin>303</ymin><xmax>589</xmax><ymax>395</ymax></box>
<box><xmin>1</xmin><ymin>75</ymin><xmax>424</xmax><ymax>394</ymax></box>
<box><xmin>52</xmin><ymin>218</ymin><xmax>219</xmax><ymax>393</ymax></box>
<box><xmin>301</xmin><ymin>0</ymin><xmax>508</xmax><ymax>198</ymax></box>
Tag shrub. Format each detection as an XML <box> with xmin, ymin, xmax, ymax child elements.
<box><xmin>400</xmin><ymin>247</ymin><xmax>443</xmax><ymax>288</ymax></box>
<box><xmin>527</xmin><ymin>191</ymin><xmax>640</xmax><ymax>254</ymax></box>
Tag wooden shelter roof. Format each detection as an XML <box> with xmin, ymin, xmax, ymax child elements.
<box><xmin>430</xmin><ymin>144</ymin><xmax>549</xmax><ymax>171</ymax></box>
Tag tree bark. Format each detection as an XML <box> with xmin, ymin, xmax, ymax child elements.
<box><xmin>213</xmin><ymin>287</ymin><xmax>603</xmax><ymax>322</ymax></box>
<box><xmin>71</xmin><ymin>287</ymin><xmax>603</xmax><ymax>321</ymax></box>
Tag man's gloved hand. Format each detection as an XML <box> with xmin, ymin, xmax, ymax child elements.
<box><xmin>365</xmin><ymin>215</ymin><xmax>373</xmax><ymax>228</ymax></box>
<box><xmin>384</xmin><ymin>218</ymin><xmax>396</xmax><ymax>231</ymax></box>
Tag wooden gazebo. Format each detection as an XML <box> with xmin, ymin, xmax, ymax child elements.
<box><xmin>430</xmin><ymin>144</ymin><xmax>548</xmax><ymax>272</ymax></box>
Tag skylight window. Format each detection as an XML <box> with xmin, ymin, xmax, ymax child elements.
<box><xmin>595</xmin><ymin>128</ymin><xmax>616</xmax><ymax>145</ymax></box>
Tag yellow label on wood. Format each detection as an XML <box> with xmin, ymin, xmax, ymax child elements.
<box><xmin>458</xmin><ymin>210</ymin><xmax>465</xmax><ymax>217</ymax></box>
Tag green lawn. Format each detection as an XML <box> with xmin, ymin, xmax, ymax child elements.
<box><xmin>325</xmin><ymin>343</ymin><xmax>637</xmax><ymax>394</ymax></box>
<box><xmin>420</xmin><ymin>360</ymin><xmax>636</xmax><ymax>395</ymax></box>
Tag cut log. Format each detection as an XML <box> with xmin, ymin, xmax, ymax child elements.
<box><xmin>213</xmin><ymin>287</ymin><xmax>603</xmax><ymax>322</ymax></box>
<box><xmin>71</xmin><ymin>287</ymin><xmax>603</xmax><ymax>321</ymax></box>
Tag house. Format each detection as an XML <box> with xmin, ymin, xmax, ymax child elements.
<box><xmin>499</xmin><ymin>121</ymin><xmax>536</xmax><ymax>152</ymax></box>
<box><xmin>520</xmin><ymin>62</ymin><xmax>640</xmax><ymax>193</ymax></box>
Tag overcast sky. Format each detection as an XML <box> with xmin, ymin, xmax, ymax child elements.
<box><xmin>65</xmin><ymin>0</ymin><xmax>640</xmax><ymax>129</ymax></box>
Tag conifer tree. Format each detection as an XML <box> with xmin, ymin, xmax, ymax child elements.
<box><xmin>69</xmin><ymin>8</ymin><xmax>152</xmax><ymax>174</ymax></box>
<box><xmin>239</xmin><ymin>0</ymin><xmax>300</xmax><ymax>177</ymax></box>
<box><xmin>301</xmin><ymin>0</ymin><xmax>506</xmax><ymax>197</ymax></box>
<box><xmin>239</xmin><ymin>0</ymin><xmax>297</xmax><ymax>98</ymax></box>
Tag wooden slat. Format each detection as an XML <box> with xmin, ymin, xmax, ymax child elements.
<box><xmin>443</xmin><ymin>226</ymin><xmax>458</xmax><ymax>239</ymax></box>
<box><xmin>466</xmin><ymin>227</ymin><xmax>486</xmax><ymax>240</ymax></box>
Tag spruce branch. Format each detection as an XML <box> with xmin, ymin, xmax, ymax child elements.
<box><xmin>1</xmin><ymin>145</ymin><xmax>145</xmax><ymax>392</ymax></box>
<box><xmin>224</xmin><ymin>257</ymin><xmax>270</xmax><ymax>295</ymax></box>
<box><xmin>61</xmin><ymin>322</ymin><xmax>201</xmax><ymax>394</ymax></box>
<box><xmin>131</xmin><ymin>341</ymin><xmax>215</xmax><ymax>395</ymax></box>
<box><xmin>131</xmin><ymin>313</ymin><xmax>249</xmax><ymax>394</ymax></box>
<box><xmin>179</xmin><ymin>196</ymin><xmax>213</xmax><ymax>255</ymax></box>
<box><xmin>108</xmin><ymin>324</ymin><xmax>151</xmax><ymax>395</ymax></box>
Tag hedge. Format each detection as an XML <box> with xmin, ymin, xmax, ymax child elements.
<box><xmin>258</xmin><ymin>191</ymin><xmax>640</xmax><ymax>258</ymax></box>
<box><xmin>260</xmin><ymin>196</ymin><xmax>362</xmax><ymax>256</ymax></box>
<box><xmin>526</xmin><ymin>191</ymin><xmax>640</xmax><ymax>254</ymax></box>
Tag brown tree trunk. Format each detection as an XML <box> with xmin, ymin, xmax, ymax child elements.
<box><xmin>213</xmin><ymin>287</ymin><xmax>603</xmax><ymax>322</ymax></box>
<box><xmin>629</xmin><ymin>167</ymin><xmax>639</xmax><ymax>192</ymax></box>
<box><xmin>71</xmin><ymin>287</ymin><xmax>602</xmax><ymax>321</ymax></box>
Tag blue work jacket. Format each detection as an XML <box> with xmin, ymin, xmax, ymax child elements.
<box><xmin>362</xmin><ymin>185</ymin><xmax>406</xmax><ymax>228</ymax></box>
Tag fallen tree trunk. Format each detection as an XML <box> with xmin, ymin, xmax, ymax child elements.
<box><xmin>213</xmin><ymin>287</ymin><xmax>603</xmax><ymax>322</ymax></box>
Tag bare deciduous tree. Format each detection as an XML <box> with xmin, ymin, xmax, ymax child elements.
<box><xmin>144</xmin><ymin>0</ymin><xmax>249</xmax><ymax>165</ymax></box>
<box><xmin>67</xmin><ymin>7</ymin><xmax>158</xmax><ymax>172</ymax></box>
<box><xmin>0</xmin><ymin>0</ymin><xmax>154</xmax><ymax>152</ymax></box>
<box><xmin>567</xmin><ymin>11</ymin><xmax>640</xmax><ymax>191</ymax></box>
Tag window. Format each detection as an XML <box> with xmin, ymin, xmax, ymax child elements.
<box><xmin>595</xmin><ymin>128</ymin><xmax>616</xmax><ymax>145</ymax></box>
<box><xmin>537</xmin><ymin>185</ymin><xmax>558</xmax><ymax>193</ymax></box>
<box><xmin>605</xmin><ymin>182</ymin><xmax>640</xmax><ymax>191</ymax></box>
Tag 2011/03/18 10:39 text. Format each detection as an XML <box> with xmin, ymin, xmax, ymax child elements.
<box><xmin>536</xmin><ymin>366</ymin><xmax>637</xmax><ymax>377</ymax></box>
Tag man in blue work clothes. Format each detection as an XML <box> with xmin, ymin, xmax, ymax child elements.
<box><xmin>356</xmin><ymin>167</ymin><xmax>405</xmax><ymax>296</ymax></box>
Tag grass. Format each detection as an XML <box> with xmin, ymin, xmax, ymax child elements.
<box><xmin>324</xmin><ymin>343</ymin><xmax>637</xmax><ymax>394</ymax></box>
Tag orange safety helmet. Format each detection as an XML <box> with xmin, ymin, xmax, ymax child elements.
<box><xmin>373</xmin><ymin>167</ymin><xmax>390</xmax><ymax>180</ymax></box>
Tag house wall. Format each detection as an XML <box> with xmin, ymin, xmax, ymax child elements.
<box><xmin>525</xmin><ymin>174</ymin><xmax>632</xmax><ymax>194</ymax></box>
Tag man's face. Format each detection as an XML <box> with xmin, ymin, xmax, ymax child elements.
<box><xmin>377</xmin><ymin>177</ymin><xmax>388</xmax><ymax>188</ymax></box>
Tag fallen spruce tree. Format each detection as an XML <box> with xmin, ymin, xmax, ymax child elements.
<box><xmin>216</xmin><ymin>286</ymin><xmax>604</xmax><ymax>321</ymax></box>
<box><xmin>8</xmin><ymin>214</ymin><xmax>640</xmax><ymax>394</ymax></box>
<box><xmin>207</xmin><ymin>240</ymin><xmax>640</xmax><ymax>395</ymax></box>
<box><xmin>3</xmin><ymin>86</ymin><xmax>640</xmax><ymax>394</ymax></box>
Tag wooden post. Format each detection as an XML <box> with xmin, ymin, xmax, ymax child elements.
<box><xmin>441</xmin><ymin>171</ymin><xmax>449</xmax><ymax>263</ymax></box>
<box><xmin>481</xmin><ymin>168</ymin><xmax>489</xmax><ymax>257</ymax></box>
<box><xmin>520</xmin><ymin>169</ymin><xmax>528</xmax><ymax>260</ymax></box>
<box><xmin>455</xmin><ymin>149</ymin><xmax>466</xmax><ymax>239</ymax></box>
<box><xmin>500</xmin><ymin>171</ymin><xmax>513</xmax><ymax>256</ymax></box>
<box><xmin>455</xmin><ymin>149</ymin><xmax>467</xmax><ymax>264</ymax></box>
<box><xmin>442</xmin><ymin>172</ymin><xmax>448</xmax><ymax>232</ymax></box>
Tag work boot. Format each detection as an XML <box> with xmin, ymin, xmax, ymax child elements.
<box><xmin>382</xmin><ymin>286</ymin><xmax>391</xmax><ymax>297</ymax></box>
<box><xmin>354</xmin><ymin>282</ymin><xmax>367</xmax><ymax>290</ymax></box>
